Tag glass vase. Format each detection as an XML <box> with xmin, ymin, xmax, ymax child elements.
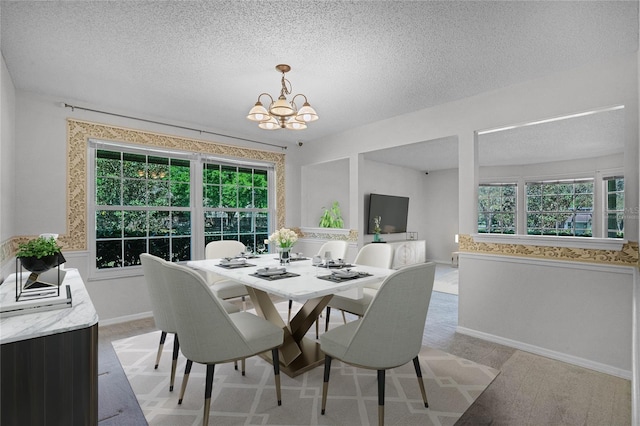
<box><xmin>278</xmin><ymin>247</ymin><xmax>291</xmax><ymax>265</ymax></box>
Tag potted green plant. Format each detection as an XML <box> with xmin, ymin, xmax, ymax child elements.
<box><xmin>16</xmin><ymin>236</ymin><xmax>65</xmax><ymax>273</ymax></box>
<box><xmin>319</xmin><ymin>201</ymin><xmax>344</xmax><ymax>228</ymax></box>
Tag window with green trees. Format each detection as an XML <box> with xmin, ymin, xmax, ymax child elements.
<box><xmin>477</xmin><ymin>183</ymin><xmax>516</xmax><ymax>234</ymax></box>
<box><xmin>95</xmin><ymin>150</ymin><xmax>192</xmax><ymax>268</ymax></box>
<box><xmin>203</xmin><ymin>163</ymin><xmax>270</xmax><ymax>252</ymax></box>
<box><xmin>605</xmin><ymin>176</ymin><xmax>624</xmax><ymax>238</ymax></box>
<box><xmin>93</xmin><ymin>147</ymin><xmax>272</xmax><ymax>271</ymax></box>
<box><xmin>526</xmin><ymin>179</ymin><xmax>593</xmax><ymax>236</ymax></box>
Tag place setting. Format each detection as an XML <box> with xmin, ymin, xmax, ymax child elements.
<box><xmin>250</xmin><ymin>266</ymin><xmax>300</xmax><ymax>281</ymax></box>
<box><xmin>216</xmin><ymin>257</ymin><xmax>256</xmax><ymax>269</ymax></box>
<box><xmin>316</xmin><ymin>267</ymin><xmax>372</xmax><ymax>283</ymax></box>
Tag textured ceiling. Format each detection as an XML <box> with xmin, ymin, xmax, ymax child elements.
<box><xmin>1</xmin><ymin>1</ymin><xmax>638</xmax><ymax>169</ymax></box>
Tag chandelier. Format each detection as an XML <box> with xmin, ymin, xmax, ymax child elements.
<box><xmin>247</xmin><ymin>64</ymin><xmax>318</xmax><ymax>130</ymax></box>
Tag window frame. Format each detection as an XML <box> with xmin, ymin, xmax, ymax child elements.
<box><xmin>477</xmin><ymin>182</ymin><xmax>518</xmax><ymax>235</ymax></box>
<box><xmin>475</xmin><ymin>170</ymin><xmax>626</xmax><ymax>249</ymax></box>
<box><xmin>525</xmin><ymin>178</ymin><xmax>594</xmax><ymax>237</ymax></box>
<box><xmin>87</xmin><ymin>140</ymin><xmax>276</xmax><ymax>280</ymax></box>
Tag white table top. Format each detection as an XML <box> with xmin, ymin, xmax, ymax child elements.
<box><xmin>0</xmin><ymin>268</ymin><xmax>99</xmax><ymax>345</ymax></box>
<box><xmin>187</xmin><ymin>255</ymin><xmax>393</xmax><ymax>301</ymax></box>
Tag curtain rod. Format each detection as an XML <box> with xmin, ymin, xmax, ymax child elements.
<box><xmin>62</xmin><ymin>103</ymin><xmax>287</xmax><ymax>150</ymax></box>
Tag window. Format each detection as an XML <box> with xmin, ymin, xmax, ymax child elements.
<box><xmin>477</xmin><ymin>183</ymin><xmax>516</xmax><ymax>234</ymax></box>
<box><xmin>526</xmin><ymin>179</ymin><xmax>593</xmax><ymax>236</ymax></box>
<box><xmin>95</xmin><ymin>149</ymin><xmax>192</xmax><ymax>269</ymax></box>
<box><xmin>203</xmin><ymin>163</ymin><xmax>270</xmax><ymax>252</ymax></box>
<box><xmin>91</xmin><ymin>144</ymin><xmax>274</xmax><ymax>273</ymax></box>
<box><xmin>605</xmin><ymin>176</ymin><xmax>624</xmax><ymax>238</ymax></box>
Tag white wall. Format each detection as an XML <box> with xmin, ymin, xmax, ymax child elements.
<box><xmin>301</xmin><ymin>158</ymin><xmax>350</xmax><ymax>228</ymax></box>
<box><xmin>459</xmin><ymin>254</ymin><xmax>634</xmax><ymax>378</ymax></box>
<box><xmin>5</xmin><ymin>91</ymin><xmax>297</xmax><ymax>321</ymax></box>
<box><xmin>422</xmin><ymin>168</ymin><xmax>459</xmax><ymax>263</ymax></box>
<box><xmin>359</xmin><ymin>158</ymin><xmax>427</xmax><ymax>244</ymax></box>
<box><xmin>1</xmin><ymin>56</ymin><xmax>15</xmax><ymax>240</ymax></box>
<box><xmin>1</xmin><ymin>54</ymin><xmax>16</xmax><ymax>279</ymax></box>
<box><xmin>291</xmin><ymin>53</ymin><xmax>638</xmax><ymax>376</ymax></box>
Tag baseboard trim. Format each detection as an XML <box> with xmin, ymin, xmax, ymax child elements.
<box><xmin>456</xmin><ymin>326</ymin><xmax>632</xmax><ymax>380</ymax></box>
<box><xmin>99</xmin><ymin>311</ymin><xmax>153</xmax><ymax>327</ymax></box>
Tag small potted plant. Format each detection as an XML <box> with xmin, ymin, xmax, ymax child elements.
<box><xmin>373</xmin><ymin>216</ymin><xmax>382</xmax><ymax>242</ymax></box>
<box><xmin>319</xmin><ymin>201</ymin><xmax>344</xmax><ymax>228</ymax></box>
<box><xmin>16</xmin><ymin>236</ymin><xmax>65</xmax><ymax>273</ymax></box>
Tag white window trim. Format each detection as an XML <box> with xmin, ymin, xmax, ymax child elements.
<box><xmin>87</xmin><ymin>140</ymin><xmax>276</xmax><ymax>281</ymax></box>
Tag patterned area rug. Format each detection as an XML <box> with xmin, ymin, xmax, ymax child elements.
<box><xmin>113</xmin><ymin>304</ymin><xmax>497</xmax><ymax>426</ymax></box>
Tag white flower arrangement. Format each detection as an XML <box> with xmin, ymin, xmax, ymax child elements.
<box><xmin>268</xmin><ymin>228</ymin><xmax>298</xmax><ymax>248</ymax></box>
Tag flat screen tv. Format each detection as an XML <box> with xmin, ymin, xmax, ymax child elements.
<box><xmin>367</xmin><ymin>193</ymin><xmax>409</xmax><ymax>234</ymax></box>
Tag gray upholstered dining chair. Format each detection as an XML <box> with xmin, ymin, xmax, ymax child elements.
<box><xmin>288</xmin><ymin>239</ymin><xmax>350</xmax><ymax>325</ymax></box>
<box><xmin>160</xmin><ymin>261</ymin><xmax>284</xmax><ymax>426</ymax></box>
<box><xmin>323</xmin><ymin>242</ymin><xmax>394</xmax><ymax>333</ymax></box>
<box><xmin>320</xmin><ymin>262</ymin><xmax>436</xmax><ymax>426</ymax></box>
<box><xmin>205</xmin><ymin>240</ymin><xmax>250</xmax><ymax>310</ymax></box>
<box><xmin>140</xmin><ymin>253</ymin><xmax>240</xmax><ymax>392</ymax></box>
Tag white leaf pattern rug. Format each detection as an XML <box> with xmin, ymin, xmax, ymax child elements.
<box><xmin>113</xmin><ymin>305</ymin><xmax>498</xmax><ymax>426</ymax></box>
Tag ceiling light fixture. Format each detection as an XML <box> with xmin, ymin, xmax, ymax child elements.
<box><xmin>247</xmin><ymin>64</ymin><xmax>318</xmax><ymax>130</ymax></box>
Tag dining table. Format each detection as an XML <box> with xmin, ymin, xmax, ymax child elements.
<box><xmin>187</xmin><ymin>254</ymin><xmax>394</xmax><ymax>377</ymax></box>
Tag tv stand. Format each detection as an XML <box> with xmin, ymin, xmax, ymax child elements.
<box><xmin>387</xmin><ymin>240</ymin><xmax>426</xmax><ymax>269</ymax></box>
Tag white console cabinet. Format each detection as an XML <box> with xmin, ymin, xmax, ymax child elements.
<box><xmin>386</xmin><ymin>240</ymin><xmax>426</xmax><ymax>269</ymax></box>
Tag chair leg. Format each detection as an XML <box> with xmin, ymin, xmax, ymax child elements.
<box><xmin>288</xmin><ymin>299</ymin><xmax>293</xmax><ymax>323</ymax></box>
<box><xmin>234</xmin><ymin>360</ymin><xmax>238</xmax><ymax>370</ymax></box>
<box><xmin>241</xmin><ymin>358</ymin><xmax>246</xmax><ymax>376</ymax></box>
<box><xmin>315</xmin><ymin>319</ymin><xmax>320</xmax><ymax>339</ymax></box>
<box><xmin>155</xmin><ymin>331</ymin><xmax>167</xmax><ymax>369</ymax></box>
<box><xmin>178</xmin><ymin>359</ymin><xmax>193</xmax><ymax>404</ymax></box>
<box><xmin>325</xmin><ymin>307</ymin><xmax>331</xmax><ymax>332</ymax></box>
<box><xmin>272</xmin><ymin>348</ymin><xmax>282</xmax><ymax>406</ymax></box>
<box><xmin>321</xmin><ymin>355</ymin><xmax>332</xmax><ymax>415</ymax></box>
<box><xmin>413</xmin><ymin>356</ymin><xmax>429</xmax><ymax>408</ymax></box>
<box><xmin>377</xmin><ymin>370</ymin><xmax>385</xmax><ymax>426</ymax></box>
<box><xmin>241</xmin><ymin>295</ymin><xmax>247</xmax><ymax>311</ymax></box>
<box><xmin>341</xmin><ymin>310</ymin><xmax>347</xmax><ymax>324</ymax></box>
<box><xmin>170</xmin><ymin>334</ymin><xmax>180</xmax><ymax>391</ymax></box>
<box><xmin>203</xmin><ymin>364</ymin><xmax>215</xmax><ymax>426</ymax></box>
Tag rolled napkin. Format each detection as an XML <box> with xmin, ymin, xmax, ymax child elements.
<box><xmin>332</xmin><ymin>269</ymin><xmax>358</xmax><ymax>278</ymax></box>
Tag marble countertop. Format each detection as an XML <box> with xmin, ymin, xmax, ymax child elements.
<box><xmin>0</xmin><ymin>268</ymin><xmax>99</xmax><ymax>345</ymax></box>
<box><xmin>188</xmin><ymin>255</ymin><xmax>393</xmax><ymax>301</ymax></box>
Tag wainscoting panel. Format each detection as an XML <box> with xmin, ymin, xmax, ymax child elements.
<box><xmin>458</xmin><ymin>252</ymin><xmax>634</xmax><ymax>377</ymax></box>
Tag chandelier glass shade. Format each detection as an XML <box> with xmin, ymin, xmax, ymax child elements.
<box><xmin>247</xmin><ymin>64</ymin><xmax>318</xmax><ymax>130</ymax></box>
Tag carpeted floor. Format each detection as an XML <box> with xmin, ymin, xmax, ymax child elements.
<box><xmin>433</xmin><ymin>265</ymin><xmax>459</xmax><ymax>295</ymax></box>
<box><xmin>113</xmin><ymin>301</ymin><xmax>498</xmax><ymax>426</ymax></box>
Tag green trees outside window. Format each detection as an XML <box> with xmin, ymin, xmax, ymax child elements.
<box><xmin>94</xmin><ymin>148</ymin><xmax>272</xmax><ymax>270</ymax></box>
<box><xmin>605</xmin><ymin>177</ymin><xmax>624</xmax><ymax>238</ymax></box>
<box><xmin>203</xmin><ymin>164</ymin><xmax>269</xmax><ymax>253</ymax></box>
<box><xmin>526</xmin><ymin>179</ymin><xmax>593</xmax><ymax>237</ymax></box>
<box><xmin>477</xmin><ymin>184</ymin><xmax>516</xmax><ymax>234</ymax></box>
<box><xmin>95</xmin><ymin>150</ymin><xmax>192</xmax><ymax>268</ymax></box>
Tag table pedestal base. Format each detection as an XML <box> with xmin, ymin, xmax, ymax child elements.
<box><xmin>247</xmin><ymin>287</ymin><xmax>332</xmax><ymax>377</ymax></box>
<box><xmin>259</xmin><ymin>337</ymin><xmax>324</xmax><ymax>377</ymax></box>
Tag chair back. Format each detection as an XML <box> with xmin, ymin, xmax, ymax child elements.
<box><xmin>204</xmin><ymin>240</ymin><xmax>247</xmax><ymax>284</ymax></box>
<box><xmin>205</xmin><ymin>240</ymin><xmax>246</xmax><ymax>259</ymax></box>
<box><xmin>316</xmin><ymin>240</ymin><xmax>348</xmax><ymax>260</ymax></box>
<box><xmin>354</xmin><ymin>243</ymin><xmax>393</xmax><ymax>269</ymax></box>
<box><xmin>140</xmin><ymin>253</ymin><xmax>176</xmax><ymax>334</ymax></box>
<box><xmin>341</xmin><ymin>262</ymin><xmax>436</xmax><ymax>369</ymax></box>
<box><xmin>160</xmin><ymin>261</ymin><xmax>254</xmax><ymax>364</ymax></box>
